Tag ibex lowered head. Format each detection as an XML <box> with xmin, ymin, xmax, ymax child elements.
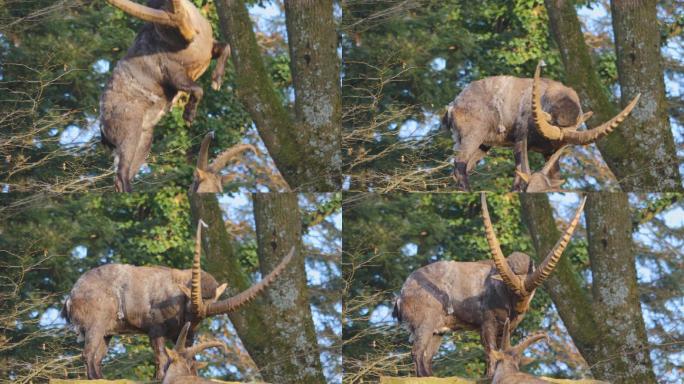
<box><xmin>515</xmin><ymin>146</ymin><xmax>568</xmax><ymax>192</ymax></box>
<box><xmin>162</xmin><ymin>322</ymin><xmax>228</xmax><ymax>384</ymax></box>
<box><xmin>100</xmin><ymin>0</ymin><xmax>232</xmax><ymax>192</ymax></box>
<box><xmin>191</xmin><ymin>131</ymin><xmax>258</xmax><ymax>193</ymax></box>
<box><xmin>490</xmin><ymin>319</ymin><xmax>550</xmax><ymax>384</ymax></box>
<box><xmin>393</xmin><ymin>193</ymin><xmax>585</xmax><ymax>378</ymax></box>
<box><xmin>62</xmin><ymin>220</ymin><xmax>294</xmax><ymax>379</ymax></box>
<box><xmin>443</xmin><ymin>61</ymin><xmax>639</xmax><ymax>191</ymax></box>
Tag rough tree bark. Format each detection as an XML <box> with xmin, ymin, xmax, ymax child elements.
<box><xmin>253</xmin><ymin>193</ymin><xmax>325</xmax><ymax>383</ymax></box>
<box><xmin>188</xmin><ymin>193</ymin><xmax>325</xmax><ymax>383</ymax></box>
<box><xmin>544</xmin><ymin>0</ymin><xmax>682</xmax><ymax>191</ymax></box>
<box><xmin>584</xmin><ymin>192</ymin><xmax>656</xmax><ymax>382</ymax></box>
<box><xmin>214</xmin><ymin>0</ymin><xmax>341</xmax><ymax>191</ymax></box>
<box><xmin>520</xmin><ymin>193</ymin><xmax>657</xmax><ymax>383</ymax></box>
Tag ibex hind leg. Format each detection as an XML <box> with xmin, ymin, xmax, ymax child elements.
<box><xmin>412</xmin><ymin>327</ymin><xmax>443</xmax><ymax>377</ymax></box>
<box><xmin>83</xmin><ymin>327</ymin><xmax>109</xmax><ymax>379</ymax></box>
<box><xmin>166</xmin><ymin>62</ymin><xmax>203</xmax><ymax>125</ymax></box>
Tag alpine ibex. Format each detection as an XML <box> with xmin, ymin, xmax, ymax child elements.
<box><xmin>515</xmin><ymin>146</ymin><xmax>568</xmax><ymax>192</ymax></box>
<box><xmin>162</xmin><ymin>322</ymin><xmax>227</xmax><ymax>384</ymax></box>
<box><xmin>191</xmin><ymin>132</ymin><xmax>257</xmax><ymax>193</ymax></box>
<box><xmin>100</xmin><ymin>0</ymin><xmax>232</xmax><ymax>192</ymax></box>
<box><xmin>393</xmin><ymin>193</ymin><xmax>585</xmax><ymax>377</ymax></box>
<box><xmin>62</xmin><ymin>220</ymin><xmax>294</xmax><ymax>379</ymax></box>
<box><xmin>443</xmin><ymin>62</ymin><xmax>640</xmax><ymax>191</ymax></box>
<box><xmin>489</xmin><ymin>319</ymin><xmax>550</xmax><ymax>384</ymax></box>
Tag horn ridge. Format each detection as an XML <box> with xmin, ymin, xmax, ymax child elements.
<box><xmin>481</xmin><ymin>193</ymin><xmax>527</xmax><ymax>297</ymax></box>
<box><xmin>524</xmin><ymin>197</ymin><xmax>586</xmax><ymax>292</ymax></box>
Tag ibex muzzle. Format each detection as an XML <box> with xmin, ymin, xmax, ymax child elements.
<box><xmin>444</xmin><ymin>62</ymin><xmax>639</xmax><ymax>191</ymax></box>
<box><xmin>190</xmin><ymin>132</ymin><xmax>258</xmax><ymax>193</ymax></box>
<box><xmin>489</xmin><ymin>319</ymin><xmax>550</xmax><ymax>384</ymax></box>
<box><xmin>393</xmin><ymin>193</ymin><xmax>585</xmax><ymax>377</ymax></box>
<box><xmin>62</xmin><ymin>220</ymin><xmax>294</xmax><ymax>379</ymax></box>
<box><xmin>162</xmin><ymin>322</ymin><xmax>227</xmax><ymax>384</ymax></box>
<box><xmin>100</xmin><ymin>0</ymin><xmax>232</xmax><ymax>192</ymax></box>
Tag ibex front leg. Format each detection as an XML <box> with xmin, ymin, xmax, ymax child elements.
<box><xmin>166</xmin><ymin>63</ymin><xmax>204</xmax><ymax>125</ymax></box>
<box><xmin>512</xmin><ymin>135</ymin><xmax>530</xmax><ymax>192</ymax></box>
<box><xmin>211</xmin><ymin>42</ymin><xmax>231</xmax><ymax>90</ymax></box>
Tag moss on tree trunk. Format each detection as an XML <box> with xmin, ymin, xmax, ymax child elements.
<box><xmin>544</xmin><ymin>0</ymin><xmax>682</xmax><ymax>191</ymax></box>
<box><xmin>214</xmin><ymin>0</ymin><xmax>341</xmax><ymax>191</ymax></box>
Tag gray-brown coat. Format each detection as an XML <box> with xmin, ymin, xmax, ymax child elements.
<box><xmin>393</xmin><ymin>194</ymin><xmax>585</xmax><ymax>378</ymax></box>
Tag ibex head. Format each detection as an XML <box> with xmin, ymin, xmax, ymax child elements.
<box><xmin>489</xmin><ymin>319</ymin><xmax>549</xmax><ymax>378</ymax></box>
<box><xmin>162</xmin><ymin>322</ymin><xmax>228</xmax><ymax>383</ymax></box>
<box><xmin>515</xmin><ymin>146</ymin><xmax>568</xmax><ymax>192</ymax></box>
<box><xmin>532</xmin><ymin>62</ymin><xmax>640</xmax><ymax>144</ymax></box>
<box><xmin>193</xmin><ymin>132</ymin><xmax>258</xmax><ymax>193</ymax></box>
<box><xmin>179</xmin><ymin>220</ymin><xmax>295</xmax><ymax>319</ymax></box>
<box><xmin>481</xmin><ymin>193</ymin><xmax>585</xmax><ymax>307</ymax></box>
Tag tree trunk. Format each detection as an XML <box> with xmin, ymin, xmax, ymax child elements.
<box><xmin>544</xmin><ymin>0</ymin><xmax>682</xmax><ymax>191</ymax></box>
<box><xmin>188</xmin><ymin>193</ymin><xmax>325</xmax><ymax>383</ymax></box>
<box><xmin>519</xmin><ymin>194</ymin><xmax>601</xmax><ymax>366</ymax></box>
<box><xmin>253</xmin><ymin>193</ymin><xmax>326</xmax><ymax>383</ymax></box>
<box><xmin>610</xmin><ymin>0</ymin><xmax>681</xmax><ymax>190</ymax></box>
<box><xmin>584</xmin><ymin>192</ymin><xmax>656</xmax><ymax>383</ymax></box>
<box><xmin>520</xmin><ymin>193</ymin><xmax>657</xmax><ymax>382</ymax></box>
<box><xmin>214</xmin><ymin>0</ymin><xmax>341</xmax><ymax>191</ymax></box>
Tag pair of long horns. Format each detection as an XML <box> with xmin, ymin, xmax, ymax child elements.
<box><xmin>481</xmin><ymin>193</ymin><xmax>586</xmax><ymax>297</ymax></box>
<box><xmin>106</xmin><ymin>0</ymin><xmax>196</xmax><ymax>42</ymax></box>
<box><xmin>196</xmin><ymin>132</ymin><xmax>258</xmax><ymax>174</ymax></box>
<box><xmin>174</xmin><ymin>322</ymin><xmax>228</xmax><ymax>357</ymax></box>
<box><xmin>532</xmin><ymin>62</ymin><xmax>640</xmax><ymax>144</ymax></box>
<box><xmin>191</xmin><ymin>219</ymin><xmax>296</xmax><ymax>317</ymax></box>
<box><xmin>500</xmin><ymin>319</ymin><xmax>548</xmax><ymax>356</ymax></box>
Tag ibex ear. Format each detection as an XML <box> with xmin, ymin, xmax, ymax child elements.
<box><xmin>195</xmin><ymin>168</ymin><xmax>210</xmax><ymax>181</ymax></box>
<box><xmin>164</xmin><ymin>347</ymin><xmax>176</xmax><ymax>358</ymax></box>
<box><xmin>579</xmin><ymin>111</ymin><xmax>593</xmax><ymax>124</ymax></box>
<box><xmin>178</xmin><ymin>284</ymin><xmax>192</xmax><ymax>298</ymax></box>
<box><xmin>542</xmin><ymin>111</ymin><xmax>553</xmax><ymax>123</ymax></box>
<box><xmin>550</xmin><ymin>179</ymin><xmax>565</xmax><ymax>188</ymax></box>
<box><xmin>489</xmin><ymin>349</ymin><xmax>504</xmax><ymax>361</ymax></box>
<box><xmin>221</xmin><ymin>174</ymin><xmax>236</xmax><ymax>186</ymax></box>
<box><xmin>214</xmin><ymin>283</ymin><xmax>228</xmax><ymax>300</ymax></box>
<box><xmin>193</xmin><ymin>361</ymin><xmax>209</xmax><ymax>370</ymax></box>
<box><xmin>515</xmin><ymin>170</ymin><xmax>530</xmax><ymax>183</ymax></box>
<box><xmin>491</xmin><ymin>274</ymin><xmax>503</xmax><ymax>282</ymax></box>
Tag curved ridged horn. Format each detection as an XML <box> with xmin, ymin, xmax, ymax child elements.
<box><xmin>532</xmin><ymin>62</ymin><xmax>563</xmax><ymax>141</ymax></box>
<box><xmin>481</xmin><ymin>193</ymin><xmax>526</xmax><ymax>297</ymax></box>
<box><xmin>205</xmin><ymin>246</ymin><xmax>296</xmax><ymax>316</ymax></box>
<box><xmin>524</xmin><ymin>197</ymin><xmax>586</xmax><ymax>292</ymax></box>
<box><xmin>197</xmin><ymin>132</ymin><xmax>215</xmax><ymax>171</ymax></box>
<box><xmin>191</xmin><ymin>219</ymin><xmax>208</xmax><ymax>316</ymax></box>
<box><xmin>106</xmin><ymin>0</ymin><xmax>196</xmax><ymax>42</ymax></box>
<box><xmin>501</xmin><ymin>318</ymin><xmax>512</xmax><ymax>351</ymax></box>
<box><xmin>541</xmin><ymin>145</ymin><xmax>569</xmax><ymax>176</ymax></box>
<box><xmin>207</xmin><ymin>144</ymin><xmax>258</xmax><ymax>174</ymax></box>
<box><xmin>511</xmin><ymin>333</ymin><xmax>548</xmax><ymax>356</ymax></box>
<box><xmin>183</xmin><ymin>340</ymin><xmax>228</xmax><ymax>358</ymax></box>
<box><xmin>560</xmin><ymin>94</ymin><xmax>640</xmax><ymax>145</ymax></box>
<box><xmin>175</xmin><ymin>322</ymin><xmax>191</xmax><ymax>352</ymax></box>
<box><xmin>533</xmin><ymin>61</ymin><xmax>640</xmax><ymax>144</ymax></box>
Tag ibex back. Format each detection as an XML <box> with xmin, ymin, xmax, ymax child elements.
<box><xmin>62</xmin><ymin>220</ymin><xmax>295</xmax><ymax>379</ymax></box>
<box><xmin>100</xmin><ymin>0</ymin><xmax>231</xmax><ymax>192</ymax></box>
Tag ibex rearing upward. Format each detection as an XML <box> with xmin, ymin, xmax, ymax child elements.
<box><xmin>62</xmin><ymin>220</ymin><xmax>295</xmax><ymax>379</ymax></box>
<box><xmin>100</xmin><ymin>0</ymin><xmax>231</xmax><ymax>192</ymax></box>
<box><xmin>443</xmin><ymin>63</ymin><xmax>639</xmax><ymax>191</ymax></box>
<box><xmin>393</xmin><ymin>194</ymin><xmax>585</xmax><ymax>377</ymax></box>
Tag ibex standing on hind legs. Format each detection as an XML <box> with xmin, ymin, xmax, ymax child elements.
<box><xmin>100</xmin><ymin>0</ymin><xmax>232</xmax><ymax>192</ymax></box>
<box><xmin>393</xmin><ymin>193</ymin><xmax>585</xmax><ymax>378</ymax></box>
<box><xmin>62</xmin><ymin>220</ymin><xmax>295</xmax><ymax>379</ymax></box>
<box><xmin>443</xmin><ymin>62</ymin><xmax>640</xmax><ymax>191</ymax></box>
